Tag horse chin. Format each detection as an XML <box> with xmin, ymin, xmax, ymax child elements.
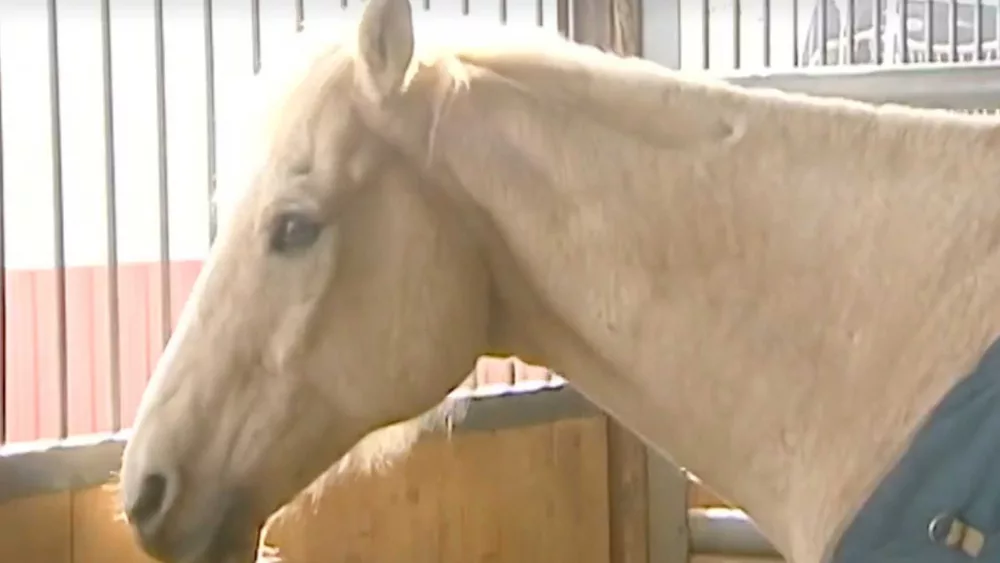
<box><xmin>169</xmin><ymin>496</ymin><xmax>265</xmax><ymax>563</ymax></box>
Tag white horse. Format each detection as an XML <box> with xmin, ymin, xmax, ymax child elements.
<box><xmin>118</xmin><ymin>1</ymin><xmax>1000</xmax><ymax>562</ymax></box>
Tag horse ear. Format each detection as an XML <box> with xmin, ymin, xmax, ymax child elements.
<box><xmin>355</xmin><ymin>0</ymin><xmax>415</xmax><ymax>103</ymax></box>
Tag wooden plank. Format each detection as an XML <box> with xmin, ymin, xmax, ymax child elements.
<box><xmin>71</xmin><ymin>485</ymin><xmax>156</xmax><ymax>563</ymax></box>
<box><xmin>0</xmin><ymin>385</ymin><xmax>598</xmax><ymax>504</ymax></box>
<box><xmin>0</xmin><ymin>491</ymin><xmax>72</xmax><ymax>563</ymax></box>
<box><xmin>646</xmin><ymin>453</ymin><xmax>689</xmax><ymax>563</ymax></box>
<box><xmin>264</xmin><ymin>417</ymin><xmax>610</xmax><ymax>563</ymax></box>
<box><xmin>607</xmin><ymin>422</ymin><xmax>649</xmax><ymax>563</ymax></box>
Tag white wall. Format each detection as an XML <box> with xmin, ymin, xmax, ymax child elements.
<box><xmin>0</xmin><ymin>0</ymin><xmax>564</xmax><ymax>270</ymax></box>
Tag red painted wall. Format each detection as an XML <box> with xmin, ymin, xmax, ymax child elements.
<box><xmin>1</xmin><ymin>261</ymin><xmax>553</xmax><ymax>445</ymax></box>
<box><xmin>3</xmin><ymin>260</ymin><xmax>202</xmax><ymax>443</ymax></box>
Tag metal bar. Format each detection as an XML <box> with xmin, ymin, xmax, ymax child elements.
<box><xmin>899</xmin><ymin>0</ymin><xmax>909</xmax><ymax>63</ymax></box>
<box><xmin>819</xmin><ymin>0</ymin><xmax>827</xmax><ymax>65</ymax></box>
<box><xmin>153</xmin><ymin>0</ymin><xmax>173</xmax><ymax>348</ymax></box>
<box><xmin>926</xmin><ymin>0</ymin><xmax>935</xmax><ymax>61</ymax></box>
<box><xmin>792</xmin><ymin>0</ymin><xmax>800</xmax><ymax>66</ymax></box>
<box><xmin>536</xmin><ymin>0</ymin><xmax>544</xmax><ymax>27</ymax></box>
<box><xmin>974</xmin><ymin>0</ymin><xmax>983</xmax><ymax>61</ymax></box>
<box><xmin>720</xmin><ymin>60</ymin><xmax>1000</xmax><ymax>110</ymax></box>
<box><xmin>0</xmin><ymin>20</ymin><xmax>6</xmax><ymax>446</ymax></box>
<box><xmin>874</xmin><ymin>0</ymin><xmax>883</xmax><ymax>64</ymax></box>
<box><xmin>251</xmin><ymin>0</ymin><xmax>261</xmax><ymax>74</ymax></box>
<box><xmin>847</xmin><ymin>0</ymin><xmax>855</xmax><ymax>64</ymax></box>
<box><xmin>733</xmin><ymin>0</ymin><xmax>741</xmax><ymax>68</ymax></box>
<box><xmin>949</xmin><ymin>0</ymin><xmax>959</xmax><ymax>61</ymax></box>
<box><xmin>762</xmin><ymin>0</ymin><xmax>771</xmax><ymax>67</ymax></box>
<box><xmin>424</xmin><ymin>0</ymin><xmax>430</xmax><ymax>11</ymax></box>
<box><xmin>0</xmin><ymin>382</ymin><xmax>599</xmax><ymax>502</ymax></box>
<box><xmin>204</xmin><ymin>0</ymin><xmax>219</xmax><ymax>245</ymax></box>
<box><xmin>702</xmin><ymin>0</ymin><xmax>710</xmax><ymax>68</ymax></box>
<box><xmin>99</xmin><ymin>0</ymin><xmax>122</xmax><ymax>433</ymax></box>
<box><xmin>462</xmin><ymin>0</ymin><xmax>469</xmax><ymax>16</ymax></box>
<box><xmin>295</xmin><ymin>0</ymin><xmax>304</xmax><ymax>32</ymax></box>
<box><xmin>556</xmin><ymin>0</ymin><xmax>570</xmax><ymax>38</ymax></box>
<box><xmin>46</xmin><ymin>0</ymin><xmax>70</xmax><ymax>441</ymax></box>
<box><xmin>500</xmin><ymin>0</ymin><xmax>507</xmax><ymax>25</ymax></box>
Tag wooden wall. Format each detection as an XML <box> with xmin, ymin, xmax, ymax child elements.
<box><xmin>0</xmin><ymin>415</ymin><xmax>778</xmax><ymax>563</ymax></box>
<box><xmin>1</xmin><ymin>417</ymin><xmax>611</xmax><ymax>563</ymax></box>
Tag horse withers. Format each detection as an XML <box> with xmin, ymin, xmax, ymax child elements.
<box><xmin>118</xmin><ymin>1</ymin><xmax>1000</xmax><ymax>562</ymax></box>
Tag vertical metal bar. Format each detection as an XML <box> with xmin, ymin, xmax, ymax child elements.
<box><xmin>792</xmin><ymin>0</ymin><xmax>800</xmax><ymax>66</ymax></box>
<box><xmin>462</xmin><ymin>0</ymin><xmax>470</xmax><ymax>16</ymax></box>
<box><xmin>898</xmin><ymin>0</ymin><xmax>908</xmax><ymax>62</ymax></box>
<box><xmin>295</xmin><ymin>0</ymin><xmax>304</xmax><ymax>32</ymax></box>
<box><xmin>948</xmin><ymin>0</ymin><xmax>958</xmax><ymax>61</ymax></box>
<box><xmin>973</xmin><ymin>0</ymin><xmax>983</xmax><ymax>60</ymax></box>
<box><xmin>847</xmin><ymin>0</ymin><xmax>855</xmax><ymax>63</ymax></box>
<box><xmin>925</xmin><ymin>0</ymin><xmax>934</xmax><ymax>60</ymax></box>
<box><xmin>556</xmin><ymin>0</ymin><xmax>570</xmax><ymax>38</ymax></box>
<box><xmin>874</xmin><ymin>0</ymin><xmax>883</xmax><ymax>64</ymax></box>
<box><xmin>500</xmin><ymin>0</ymin><xmax>507</xmax><ymax>25</ymax></box>
<box><xmin>762</xmin><ymin>0</ymin><xmax>771</xmax><ymax>66</ymax></box>
<box><xmin>204</xmin><ymin>0</ymin><xmax>218</xmax><ymax>245</ymax></box>
<box><xmin>251</xmin><ymin>0</ymin><xmax>261</xmax><ymax>74</ymax></box>
<box><xmin>341</xmin><ymin>0</ymin><xmax>347</xmax><ymax>10</ymax></box>
<box><xmin>46</xmin><ymin>0</ymin><xmax>70</xmax><ymax>440</ymax></box>
<box><xmin>99</xmin><ymin>0</ymin><xmax>122</xmax><ymax>432</ymax></box>
<box><xmin>0</xmin><ymin>21</ymin><xmax>6</xmax><ymax>446</ymax></box>
<box><xmin>423</xmin><ymin>0</ymin><xmax>430</xmax><ymax>11</ymax></box>
<box><xmin>819</xmin><ymin>0</ymin><xmax>828</xmax><ymax>64</ymax></box>
<box><xmin>154</xmin><ymin>0</ymin><xmax>173</xmax><ymax>348</ymax></box>
<box><xmin>733</xmin><ymin>0</ymin><xmax>741</xmax><ymax>68</ymax></box>
<box><xmin>536</xmin><ymin>0</ymin><xmax>544</xmax><ymax>27</ymax></box>
<box><xmin>702</xmin><ymin>0</ymin><xmax>711</xmax><ymax>68</ymax></box>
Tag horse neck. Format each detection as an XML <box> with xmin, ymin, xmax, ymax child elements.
<box><xmin>420</xmin><ymin>57</ymin><xmax>1000</xmax><ymax>561</ymax></box>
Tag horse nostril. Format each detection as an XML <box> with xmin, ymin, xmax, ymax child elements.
<box><xmin>128</xmin><ymin>472</ymin><xmax>172</xmax><ymax>528</ymax></box>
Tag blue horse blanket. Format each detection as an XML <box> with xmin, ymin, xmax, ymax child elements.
<box><xmin>832</xmin><ymin>336</ymin><xmax>1000</xmax><ymax>562</ymax></box>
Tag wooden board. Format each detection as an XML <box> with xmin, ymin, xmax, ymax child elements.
<box><xmin>2</xmin><ymin>417</ymin><xmax>611</xmax><ymax>563</ymax></box>
<box><xmin>0</xmin><ymin>491</ymin><xmax>72</xmax><ymax>563</ymax></box>
<box><xmin>266</xmin><ymin>417</ymin><xmax>610</xmax><ymax>563</ymax></box>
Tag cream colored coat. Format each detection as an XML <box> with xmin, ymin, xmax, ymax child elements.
<box><xmin>118</xmin><ymin>2</ymin><xmax>1000</xmax><ymax>562</ymax></box>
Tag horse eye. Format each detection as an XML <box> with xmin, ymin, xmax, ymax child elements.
<box><xmin>269</xmin><ymin>211</ymin><xmax>322</xmax><ymax>254</ymax></box>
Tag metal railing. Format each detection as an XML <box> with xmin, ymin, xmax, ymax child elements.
<box><xmin>0</xmin><ymin>0</ymin><xmax>581</xmax><ymax>451</ymax></box>
<box><xmin>646</xmin><ymin>0</ymin><xmax>1000</xmax><ymax>71</ymax></box>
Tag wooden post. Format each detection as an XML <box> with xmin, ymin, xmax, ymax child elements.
<box><xmin>647</xmin><ymin>452</ymin><xmax>690</xmax><ymax>563</ymax></box>
<box><xmin>570</xmin><ymin>0</ymin><xmax>643</xmax><ymax>57</ymax></box>
<box><xmin>607</xmin><ymin>421</ymin><xmax>651</xmax><ymax>563</ymax></box>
